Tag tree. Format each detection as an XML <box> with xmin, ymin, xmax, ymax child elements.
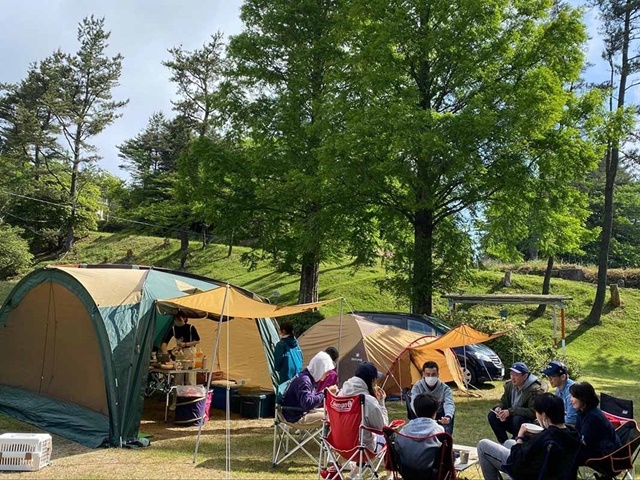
<box><xmin>40</xmin><ymin>16</ymin><xmax>128</xmax><ymax>252</ymax></box>
<box><xmin>338</xmin><ymin>0</ymin><xmax>592</xmax><ymax>314</ymax></box>
<box><xmin>225</xmin><ymin>0</ymin><xmax>354</xmax><ymax>303</ymax></box>
<box><xmin>163</xmin><ymin>33</ymin><xmax>226</xmax><ymax>138</ymax></box>
<box><xmin>585</xmin><ymin>0</ymin><xmax>640</xmax><ymax>324</ymax></box>
<box><xmin>481</xmin><ymin>90</ymin><xmax>604</xmax><ymax>314</ymax></box>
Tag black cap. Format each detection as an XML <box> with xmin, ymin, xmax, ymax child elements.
<box><xmin>355</xmin><ymin>362</ymin><xmax>385</xmax><ymax>383</ymax></box>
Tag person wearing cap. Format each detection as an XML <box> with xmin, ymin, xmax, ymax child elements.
<box><xmin>542</xmin><ymin>360</ymin><xmax>577</xmax><ymax>426</ymax></box>
<box><xmin>488</xmin><ymin>361</ymin><xmax>542</xmax><ymax>444</ymax></box>
<box><xmin>281</xmin><ymin>351</ymin><xmax>337</xmax><ymax>424</ymax></box>
<box><xmin>409</xmin><ymin>361</ymin><xmax>455</xmax><ymax>434</ymax></box>
<box><xmin>338</xmin><ymin>361</ymin><xmax>389</xmax><ymax>452</ymax></box>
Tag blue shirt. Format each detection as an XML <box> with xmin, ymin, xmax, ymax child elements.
<box><xmin>556</xmin><ymin>378</ymin><xmax>577</xmax><ymax>425</ymax></box>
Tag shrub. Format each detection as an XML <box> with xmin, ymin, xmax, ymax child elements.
<box><xmin>0</xmin><ymin>225</ymin><xmax>33</xmax><ymax>279</ymax></box>
<box><xmin>446</xmin><ymin>310</ymin><xmax>581</xmax><ymax>380</ymax></box>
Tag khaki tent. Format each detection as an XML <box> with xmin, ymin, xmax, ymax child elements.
<box><xmin>157</xmin><ymin>287</ymin><xmax>338</xmax><ymax>391</ymax></box>
<box><xmin>298</xmin><ymin>314</ymin><xmax>466</xmax><ymax>395</ymax></box>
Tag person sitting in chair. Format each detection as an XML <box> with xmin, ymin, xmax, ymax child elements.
<box><xmin>478</xmin><ymin>393</ymin><xmax>582</xmax><ymax>480</ymax></box>
<box><xmin>488</xmin><ymin>362</ymin><xmax>542</xmax><ymax>444</ymax></box>
<box><xmin>409</xmin><ymin>361</ymin><xmax>455</xmax><ymax>434</ymax></box>
<box><xmin>281</xmin><ymin>351</ymin><xmax>337</xmax><ymax>425</ymax></box>
<box><xmin>392</xmin><ymin>393</ymin><xmax>449</xmax><ymax>480</ymax></box>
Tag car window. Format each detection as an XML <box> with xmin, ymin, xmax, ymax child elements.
<box><xmin>407</xmin><ymin>319</ymin><xmax>437</xmax><ymax>336</ymax></box>
<box><xmin>371</xmin><ymin>315</ymin><xmax>404</xmax><ymax>328</ymax></box>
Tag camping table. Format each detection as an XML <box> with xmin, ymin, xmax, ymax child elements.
<box><xmin>453</xmin><ymin>444</ymin><xmax>480</xmax><ymax>473</ymax></box>
<box><xmin>147</xmin><ymin>368</ymin><xmax>209</xmax><ymax>422</ymax></box>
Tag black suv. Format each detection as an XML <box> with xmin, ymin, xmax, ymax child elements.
<box><xmin>353</xmin><ymin>311</ymin><xmax>504</xmax><ymax>386</ymax></box>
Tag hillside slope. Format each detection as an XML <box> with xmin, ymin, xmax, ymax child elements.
<box><xmin>1</xmin><ymin>231</ymin><xmax>639</xmax><ymax>404</ymax></box>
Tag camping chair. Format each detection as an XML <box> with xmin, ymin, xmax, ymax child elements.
<box><xmin>580</xmin><ymin>419</ymin><xmax>640</xmax><ymax>480</ymax></box>
<box><xmin>382</xmin><ymin>426</ymin><xmax>456</xmax><ymax>480</ymax></box>
<box><xmin>272</xmin><ymin>380</ymin><xmax>323</xmax><ymax>467</ymax></box>
<box><xmin>318</xmin><ymin>390</ymin><xmax>387</xmax><ymax>480</ymax></box>
<box><xmin>502</xmin><ymin>438</ymin><xmax>582</xmax><ymax>480</ymax></box>
<box><xmin>601</xmin><ymin>393</ymin><xmax>634</xmax><ymax>428</ymax></box>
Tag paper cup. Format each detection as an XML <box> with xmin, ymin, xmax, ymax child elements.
<box><xmin>459</xmin><ymin>451</ymin><xmax>469</xmax><ymax>464</ymax></box>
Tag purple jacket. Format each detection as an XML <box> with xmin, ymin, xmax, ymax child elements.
<box><xmin>282</xmin><ymin>369</ymin><xmax>324</xmax><ymax>422</ymax></box>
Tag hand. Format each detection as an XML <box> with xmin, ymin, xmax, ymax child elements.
<box><xmin>374</xmin><ymin>386</ymin><xmax>386</xmax><ymax>401</ymax></box>
<box><xmin>439</xmin><ymin>416</ymin><xmax>451</xmax><ymax>425</ymax></box>
<box><xmin>497</xmin><ymin>409</ymin><xmax>510</xmax><ymax>422</ymax></box>
<box><xmin>517</xmin><ymin>424</ymin><xmax>530</xmax><ymax>438</ymax></box>
<box><xmin>327</xmin><ymin>385</ymin><xmax>339</xmax><ymax>394</ymax></box>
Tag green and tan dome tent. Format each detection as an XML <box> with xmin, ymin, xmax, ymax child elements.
<box><xmin>0</xmin><ymin>265</ymin><xmax>281</xmax><ymax>448</ymax></box>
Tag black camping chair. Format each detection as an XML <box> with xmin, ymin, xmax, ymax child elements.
<box><xmin>582</xmin><ymin>419</ymin><xmax>640</xmax><ymax>480</ymax></box>
<box><xmin>502</xmin><ymin>438</ymin><xmax>583</xmax><ymax>480</ymax></box>
<box><xmin>601</xmin><ymin>393</ymin><xmax>634</xmax><ymax>424</ymax></box>
<box><xmin>383</xmin><ymin>426</ymin><xmax>456</xmax><ymax>480</ymax></box>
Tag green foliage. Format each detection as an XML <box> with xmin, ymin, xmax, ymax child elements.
<box><xmin>0</xmin><ymin>225</ymin><xmax>33</xmax><ymax>279</ymax></box>
<box><xmin>333</xmin><ymin>0</ymin><xmax>592</xmax><ymax>314</ymax></box>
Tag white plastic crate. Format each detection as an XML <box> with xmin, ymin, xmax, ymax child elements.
<box><xmin>0</xmin><ymin>433</ymin><xmax>52</xmax><ymax>471</ymax></box>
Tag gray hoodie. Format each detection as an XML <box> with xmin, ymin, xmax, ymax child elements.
<box><xmin>339</xmin><ymin>376</ymin><xmax>389</xmax><ymax>451</ymax></box>
<box><xmin>410</xmin><ymin>379</ymin><xmax>455</xmax><ymax>419</ymax></box>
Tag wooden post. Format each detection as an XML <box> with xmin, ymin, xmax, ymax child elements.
<box><xmin>609</xmin><ymin>284</ymin><xmax>621</xmax><ymax>307</ymax></box>
<box><xmin>561</xmin><ymin>308</ymin><xmax>566</xmax><ymax>355</ymax></box>
<box><xmin>503</xmin><ymin>270</ymin><xmax>512</xmax><ymax>287</ymax></box>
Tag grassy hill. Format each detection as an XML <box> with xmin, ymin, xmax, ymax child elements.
<box><xmin>2</xmin><ymin>231</ymin><xmax>640</xmax><ymax>401</ymax></box>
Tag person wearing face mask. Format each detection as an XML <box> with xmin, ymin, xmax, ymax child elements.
<box><xmin>409</xmin><ymin>361</ymin><xmax>455</xmax><ymax>434</ymax></box>
<box><xmin>477</xmin><ymin>393</ymin><xmax>582</xmax><ymax>480</ymax></box>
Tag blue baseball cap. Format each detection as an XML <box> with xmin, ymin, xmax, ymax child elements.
<box><xmin>510</xmin><ymin>362</ymin><xmax>529</xmax><ymax>374</ymax></box>
<box><xmin>542</xmin><ymin>361</ymin><xmax>568</xmax><ymax>377</ymax></box>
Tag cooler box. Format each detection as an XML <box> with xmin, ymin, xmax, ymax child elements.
<box><xmin>239</xmin><ymin>392</ymin><xmax>276</xmax><ymax>419</ymax></box>
<box><xmin>210</xmin><ymin>381</ymin><xmax>239</xmax><ymax>411</ymax></box>
<box><xmin>174</xmin><ymin>385</ymin><xmax>212</xmax><ymax>426</ymax></box>
<box><xmin>0</xmin><ymin>433</ymin><xmax>52</xmax><ymax>472</ymax></box>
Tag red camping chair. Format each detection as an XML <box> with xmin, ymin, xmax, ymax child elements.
<box><xmin>581</xmin><ymin>419</ymin><xmax>640</xmax><ymax>480</ymax></box>
<box><xmin>318</xmin><ymin>390</ymin><xmax>388</xmax><ymax>480</ymax></box>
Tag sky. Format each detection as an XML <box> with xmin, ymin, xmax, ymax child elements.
<box><xmin>0</xmin><ymin>1</ymin><xmax>614</xmax><ymax>181</ymax></box>
<box><xmin>0</xmin><ymin>0</ymin><xmax>243</xmax><ymax>178</ymax></box>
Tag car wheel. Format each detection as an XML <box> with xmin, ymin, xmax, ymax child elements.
<box><xmin>461</xmin><ymin>365</ymin><xmax>477</xmax><ymax>387</ymax></box>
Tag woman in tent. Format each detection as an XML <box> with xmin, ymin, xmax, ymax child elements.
<box><xmin>570</xmin><ymin>381</ymin><xmax>621</xmax><ymax>462</ymax></box>
<box><xmin>281</xmin><ymin>351</ymin><xmax>337</xmax><ymax>424</ymax></box>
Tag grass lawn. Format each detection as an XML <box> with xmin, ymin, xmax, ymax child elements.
<box><xmin>1</xmin><ymin>232</ymin><xmax>640</xmax><ymax>477</ymax></box>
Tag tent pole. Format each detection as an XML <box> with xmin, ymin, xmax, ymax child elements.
<box><xmin>561</xmin><ymin>307</ymin><xmax>566</xmax><ymax>355</ymax></box>
<box><xmin>193</xmin><ymin>284</ymin><xmax>230</xmax><ymax>464</ymax></box>
<box><xmin>553</xmin><ymin>305</ymin><xmax>557</xmax><ymax>348</ymax></box>
<box><xmin>336</xmin><ymin>298</ymin><xmax>344</xmax><ymax>377</ymax></box>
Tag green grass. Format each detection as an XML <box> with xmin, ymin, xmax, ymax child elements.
<box><xmin>1</xmin><ymin>232</ymin><xmax>640</xmax><ymax>478</ymax></box>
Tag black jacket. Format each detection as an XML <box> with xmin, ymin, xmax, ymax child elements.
<box><xmin>504</xmin><ymin>425</ymin><xmax>582</xmax><ymax>480</ymax></box>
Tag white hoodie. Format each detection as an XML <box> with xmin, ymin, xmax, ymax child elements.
<box><xmin>338</xmin><ymin>376</ymin><xmax>389</xmax><ymax>451</ymax></box>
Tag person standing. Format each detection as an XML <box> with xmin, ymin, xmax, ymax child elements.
<box><xmin>274</xmin><ymin>322</ymin><xmax>303</xmax><ymax>385</ymax></box>
<box><xmin>542</xmin><ymin>360</ymin><xmax>577</xmax><ymax>425</ymax></box>
<box><xmin>160</xmin><ymin>311</ymin><xmax>200</xmax><ymax>353</ymax></box>
<box><xmin>488</xmin><ymin>362</ymin><xmax>542</xmax><ymax>444</ymax></box>
<box><xmin>409</xmin><ymin>361</ymin><xmax>455</xmax><ymax>434</ymax></box>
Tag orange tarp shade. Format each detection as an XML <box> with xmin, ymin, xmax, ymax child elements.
<box><xmin>413</xmin><ymin>324</ymin><xmax>506</xmax><ymax>352</ymax></box>
<box><xmin>158</xmin><ymin>285</ymin><xmax>338</xmax><ymax>319</ymax></box>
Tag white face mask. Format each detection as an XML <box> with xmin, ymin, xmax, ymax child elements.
<box><xmin>424</xmin><ymin>377</ymin><xmax>438</xmax><ymax>387</ymax></box>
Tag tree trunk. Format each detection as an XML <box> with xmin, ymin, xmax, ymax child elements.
<box><xmin>413</xmin><ymin>208</ymin><xmax>434</xmax><ymax>315</ymax></box>
<box><xmin>227</xmin><ymin>229</ymin><xmax>234</xmax><ymax>258</ymax></box>
<box><xmin>180</xmin><ymin>230</ymin><xmax>189</xmax><ymax>270</ymax></box>
<box><xmin>298</xmin><ymin>251</ymin><xmax>320</xmax><ymax>304</ymax></box>
<box><xmin>64</xmin><ymin>154</ymin><xmax>80</xmax><ymax>253</ymax></box>
<box><xmin>586</xmin><ymin>0</ymin><xmax>631</xmax><ymax>325</ymax></box>
<box><xmin>535</xmin><ymin>255</ymin><xmax>554</xmax><ymax>317</ymax></box>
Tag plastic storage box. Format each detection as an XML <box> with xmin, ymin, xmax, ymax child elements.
<box><xmin>210</xmin><ymin>382</ymin><xmax>239</xmax><ymax>410</ymax></box>
<box><xmin>0</xmin><ymin>433</ymin><xmax>52</xmax><ymax>472</ymax></box>
<box><xmin>239</xmin><ymin>392</ymin><xmax>275</xmax><ymax>419</ymax></box>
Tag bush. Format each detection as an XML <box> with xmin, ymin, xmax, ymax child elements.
<box><xmin>0</xmin><ymin>225</ymin><xmax>33</xmax><ymax>279</ymax></box>
<box><xmin>446</xmin><ymin>310</ymin><xmax>581</xmax><ymax>380</ymax></box>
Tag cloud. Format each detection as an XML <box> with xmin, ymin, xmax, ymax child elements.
<box><xmin>1</xmin><ymin>0</ymin><xmax>243</xmax><ymax>179</ymax></box>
